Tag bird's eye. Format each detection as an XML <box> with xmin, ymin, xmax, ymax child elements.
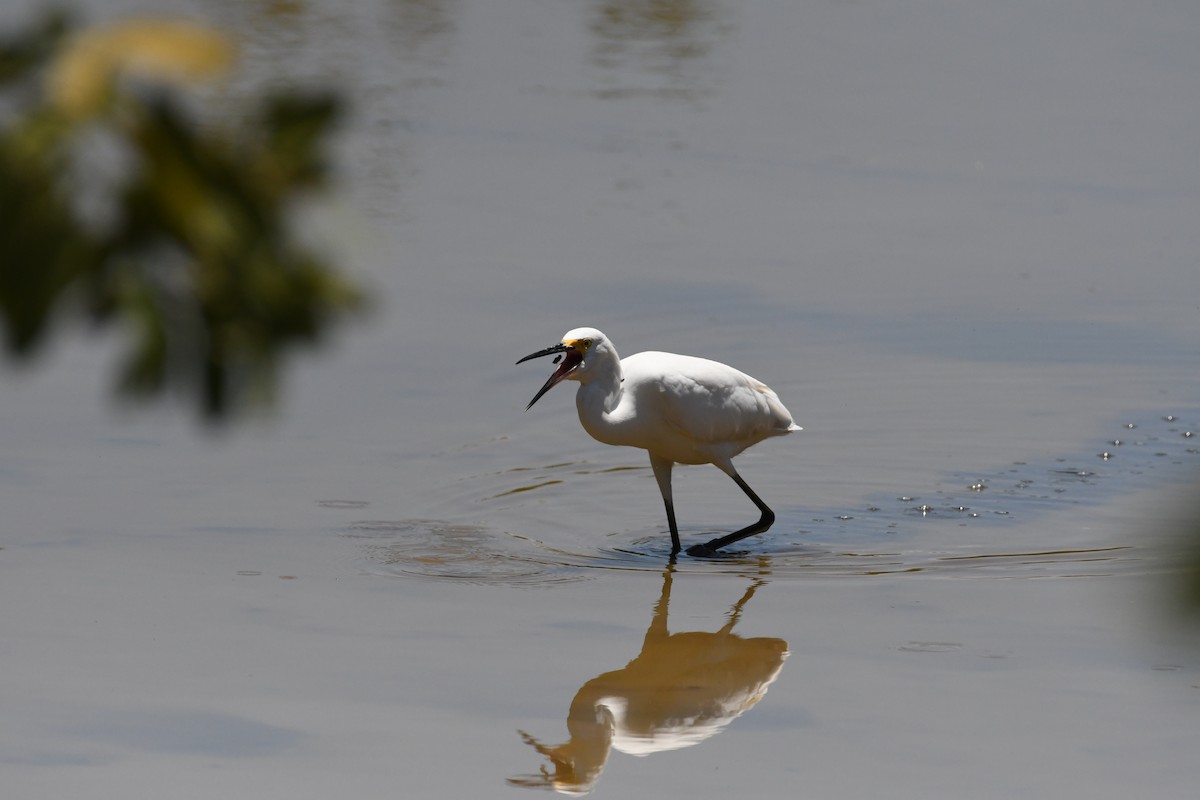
<box><xmin>581</xmin><ymin>339</ymin><xmax>593</xmax><ymax>350</ymax></box>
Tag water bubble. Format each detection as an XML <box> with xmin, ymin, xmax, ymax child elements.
<box><xmin>1184</xmin><ymin>431</ymin><xmax>1194</xmax><ymax>438</ymax></box>
<box><xmin>967</xmin><ymin>481</ymin><xmax>986</xmax><ymax>491</ymax></box>
<box><xmin>1164</xmin><ymin>415</ymin><xmax>1177</xmax><ymax>422</ymax></box>
<box><xmin>1098</xmin><ymin>452</ymin><xmax>1113</xmax><ymax>460</ymax></box>
<box><xmin>1125</xmin><ymin>423</ymin><xmax>1137</xmax><ymax>429</ymax></box>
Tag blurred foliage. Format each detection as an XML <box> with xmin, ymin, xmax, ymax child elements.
<box><xmin>1166</xmin><ymin>492</ymin><xmax>1200</xmax><ymax>626</ymax></box>
<box><xmin>1178</xmin><ymin>551</ymin><xmax>1200</xmax><ymax>620</ymax></box>
<box><xmin>0</xmin><ymin>11</ymin><xmax>363</xmax><ymax>423</ymax></box>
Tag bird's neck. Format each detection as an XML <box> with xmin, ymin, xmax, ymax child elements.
<box><xmin>574</xmin><ymin>356</ymin><xmax>624</xmax><ymax>433</ymax></box>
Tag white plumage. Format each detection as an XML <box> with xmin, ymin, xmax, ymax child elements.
<box><xmin>518</xmin><ymin>327</ymin><xmax>800</xmax><ymax>557</ymax></box>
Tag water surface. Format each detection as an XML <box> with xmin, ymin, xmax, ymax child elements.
<box><xmin>2</xmin><ymin>1</ymin><xmax>1199</xmax><ymax>797</ymax></box>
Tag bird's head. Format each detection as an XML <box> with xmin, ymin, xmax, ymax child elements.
<box><xmin>516</xmin><ymin>327</ymin><xmax>607</xmax><ymax>410</ymax></box>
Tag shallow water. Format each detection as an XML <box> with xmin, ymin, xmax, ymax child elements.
<box><xmin>3</xmin><ymin>0</ymin><xmax>1200</xmax><ymax>797</ymax></box>
<box><xmin>361</xmin><ymin>406</ymin><xmax>1198</xmax><ymax>568</ymax></box>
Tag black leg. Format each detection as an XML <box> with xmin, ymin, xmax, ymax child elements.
<box><xmin>649</xmin><ymin>454</ymin><xmax>681</xmax><ymax>554</ymax></box>
<box><xmin>664</xmin><ymin>497</ymin><xmax>681</xmax><ymax>554</ymax></box>
<box><xmin>686</xmin><ymin>472</ymin><xmax>775</xmax><ymax>557</ymax></box>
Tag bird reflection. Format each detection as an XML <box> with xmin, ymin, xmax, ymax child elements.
<box><xmin>508</xmin><ymin>567</ymin><xmax>788</xmax><ymax>795</ymax></box>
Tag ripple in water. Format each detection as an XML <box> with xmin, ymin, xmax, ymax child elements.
<box><xmin>344</xmin><ymin>412</ymin><xmax>1196</xmax><ymax>585</ymax></box>
<box><xmin>343</xmin><ymin>519</ymin><xmax>1154</xmax><ymax>583</ymax></box>
<box><xmin>345</xmin><ymin>520</ymin><xmax>587</xmax><ymax>586</ymax></box>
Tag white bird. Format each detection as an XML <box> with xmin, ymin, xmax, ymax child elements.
<box><xmin>517</xmin><ymin>327</ymin><xmax>800</xmax><ymax>557</ymax></box>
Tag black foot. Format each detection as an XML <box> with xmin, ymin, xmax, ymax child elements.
<box><xmin>685</xmin><ymin>543</ymin><xmax>722</xmax><ymax>558</ymax></box>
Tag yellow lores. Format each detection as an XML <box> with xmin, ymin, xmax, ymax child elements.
<box><xmin>518</xmin><ymin>327</ymin><xmax>800</xmax><ymax>557</ymax></box>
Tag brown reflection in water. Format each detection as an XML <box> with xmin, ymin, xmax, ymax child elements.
<box><xmin>508</xmin><ymin>568</ymin><xmax>788</xmax><ymax>795</ymax></box>
<box><xmin>589</xmin><ymin>0</ymin><xmax>730</xmax><ymax>100</ymax></box>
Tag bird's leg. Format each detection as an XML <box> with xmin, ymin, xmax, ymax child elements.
<box><xmin>649</xmin><ymin>454</ymin><xmax>681</xmax><ymax>555</ymax></box>
<box><xmin>686</xmin><ymin>471</ymin><xmax>775</xmax><ymax>557</ymax></box>
<box><xmin>663</xmin><ymin>499</ymin><xmax>681</xmax><ymax>555</ymax></box>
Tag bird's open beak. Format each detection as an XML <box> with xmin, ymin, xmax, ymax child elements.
<box><xmin>517</xmin><ymin>343</ymin><xmax>584</xmax><ymax>410</ymax></box>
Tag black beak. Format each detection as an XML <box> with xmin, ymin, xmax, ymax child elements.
<box><xmin>517</xmin><ymin>343</ymin><xmax>583</xmax><ymax>410</ymax></box>
<box><xmin>516</xmin><ymin>343</ymin><xmax>569</xmax><ymax>365</ymax></box>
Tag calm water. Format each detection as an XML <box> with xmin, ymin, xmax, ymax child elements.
<box><xmin>3</xmin><ymin>1</ymin><xmax>1199</xmax><ymax>797</ymax></box>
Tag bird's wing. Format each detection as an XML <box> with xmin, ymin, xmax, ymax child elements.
<box><xmin>624</xmin><ymin>352</ymin><xmax>796</xmax><ymax>452</ymax></box>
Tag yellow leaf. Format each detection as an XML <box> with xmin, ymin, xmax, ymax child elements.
<box><xmin>46</xmin><ymin>19</ymin><xmax>237</xmax><ymax>118</ymax></box>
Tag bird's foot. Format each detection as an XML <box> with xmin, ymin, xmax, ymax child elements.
<box><xmin>685</xmin><ymin>543</ymin><xmax>723</xmax><ymax>558</ymax></box>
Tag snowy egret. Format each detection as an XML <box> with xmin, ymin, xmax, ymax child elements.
<box><xmin>517</xmin><ymin>327</ymin><xmax>800</xmax><ymax>557</ymax></box>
